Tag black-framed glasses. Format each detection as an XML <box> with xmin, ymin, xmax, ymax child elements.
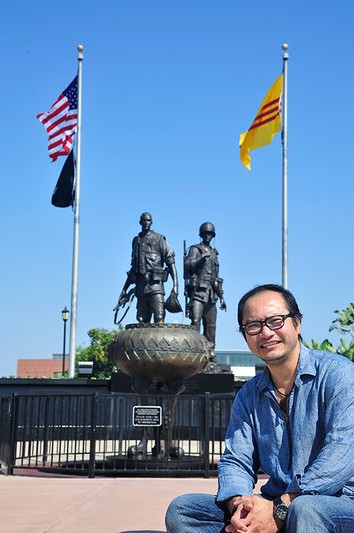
<box><xmin>241</xmin><ymin>313</ymin><xmax>295</xmax><ymax>336</ymax></box>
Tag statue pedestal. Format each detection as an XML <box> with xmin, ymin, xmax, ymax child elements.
<box><xmin>108</xmin><ymin>322</ymin><xmax>235</xmax><ymax>394</ymax></box>
<box><xmin>108</xmin><ymin>323</ymin><xmax>217</xmax><ymax>460</ymax></box>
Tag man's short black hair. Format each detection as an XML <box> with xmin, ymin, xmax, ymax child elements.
<box><xmin>237</xmin><ymin>283</ymin><xmax>303</xmax><ymax>338</ymax></box>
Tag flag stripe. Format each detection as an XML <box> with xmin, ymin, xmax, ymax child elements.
<box><xmin>44</xmin><ymin>107</ymin><xmax>77</xmax><ymax>131</ymax></box>
<box><xmin>249</xmin><ymin>113</ymin><xmax>279</xmax><ymax>131</ymax></box>
<box><xmin>261</xmin><ymin>97</ymin><xmax>280</xmax><ymax>111</ymax></box>
<box><xmin>37</xmin><ymin>99</ymin><xmax>68</xmax><ymax>125</ymax></box>
<box><xmin>47</xmin><ymin>117</ymin><xmax>78</xmax><ymax>143</ymax></box>
<box><xmin>45</xmin><ymin>110</ymin><xmax>71</xmax><ymax>132</ymax></box>
<box><xmin>48</xmin><ymin>136</ymin><xmax>73</xmax><ymax>151</ymax></box>
<box><xmin>252</xmin><ymin>104</ymin><xmax>280</xmax><ymax>124</ymax></box>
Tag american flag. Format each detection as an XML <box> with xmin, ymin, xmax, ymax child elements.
<box><xmin>37</xmin><ymin>76</ymin><xmax>78</xmax><ymax>162</ymax></box>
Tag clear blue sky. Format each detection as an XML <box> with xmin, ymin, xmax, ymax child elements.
<box><xmin>1</xmin><ymin>1</ymin><xmax>353</xmax><ymax>377</ymax></box>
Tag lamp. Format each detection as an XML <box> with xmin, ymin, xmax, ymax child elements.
<box><xmin>61</xmin><ymin>307</ymin><xmax>69</xmax><ymax>376</ymax></box>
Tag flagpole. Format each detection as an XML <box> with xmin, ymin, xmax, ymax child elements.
<box><xmin>281</xmin><ymin>43</ymin><xmax>289</xmax><ymax>288</ymax></box>
<box><xmin>68</xmin><ymin>45</ymin><xmax>84</xmax><ymax>378</ymax></box>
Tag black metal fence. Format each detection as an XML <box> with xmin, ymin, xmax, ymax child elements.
<box><xmin>0</xmin><ymin>392</ymin><xmax>235</xmax><ymax>477</ymax></box>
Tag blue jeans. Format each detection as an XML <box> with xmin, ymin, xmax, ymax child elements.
<box><xmin>165</xmin><ymin>493</ymin><xmax>354</xmax><ymax>532</ymax></box>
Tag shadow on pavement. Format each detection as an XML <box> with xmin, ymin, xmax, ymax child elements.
<box><xmin>119</xmin><ymin>530</ymin><xmax>165</xmax><ymax>533</ymax></box>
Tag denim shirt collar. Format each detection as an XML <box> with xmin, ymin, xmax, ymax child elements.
<box><xmin>256</xmin><ymin>344</ymin><xmax>316</xmax><ymax>394</ymax></box>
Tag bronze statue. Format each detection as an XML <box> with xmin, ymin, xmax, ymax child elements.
<box><xmin>115</xmin><ymin>212</ymin><xmax>179</xmax><ymax>324</ymax></box>
<box><xmin>184</xmin><ymin>222</ymin><xmax>226</xmax><ymax>350</ymax></box>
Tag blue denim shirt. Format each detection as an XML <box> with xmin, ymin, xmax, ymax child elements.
<box><xmin>217</xmin><ymin>346</ymin><xmax>354</xmax><ymax>502</ymax></box>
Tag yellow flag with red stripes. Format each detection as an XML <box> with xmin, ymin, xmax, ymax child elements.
<box><xmin>239</xmin><ymin>74</ymin><xmax>283</xmax><ymax>170</ymax></box>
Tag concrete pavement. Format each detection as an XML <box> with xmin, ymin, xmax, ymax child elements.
<box><xmin>0</xmin><ymin>472</ymin><xmax>267</xmax><ymax>533</ymax></box>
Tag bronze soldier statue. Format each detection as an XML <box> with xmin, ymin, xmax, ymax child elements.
<box><xmin>116</xmin><ymin>212</ymin><xmax>179</xmax><ymax>324</ymax></box>
<box><xmin>184</xmin><ymin>222</ymin><xmax>226</xmax><ymax>350</ymax></box>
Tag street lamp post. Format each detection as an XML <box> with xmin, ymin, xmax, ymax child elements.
<box><xmin>61</xmin><ymin>307</ymin><xmax>70</xmax><ymax>377</ymax></box>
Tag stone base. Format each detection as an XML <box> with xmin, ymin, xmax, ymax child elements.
<box><xmin>110</xmin><ymin>371</ymin><xmax>235</xmax><ymax>394</ymax></box>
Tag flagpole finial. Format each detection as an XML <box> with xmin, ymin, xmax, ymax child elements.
<box><xmin>282</xmin><ymin>43</ymin><xmax>289</xmax><ymax>60</ymax></box>
<box><xmin>77</xmin><ymin>44</ymin><xmax>84</xmax><ymax>61</ymax></box>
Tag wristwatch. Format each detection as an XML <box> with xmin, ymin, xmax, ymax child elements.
<box><xmin>273</xmin><ymin>497</ymin><xmax>289</xmax><ymax>522</ymax></box>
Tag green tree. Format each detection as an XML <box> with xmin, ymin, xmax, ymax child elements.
<box><xmin>303</xmin><ymin>303</ymin><xmax>354</xmax><ymax>362</ymax></box>
<box><xmin>302</xmin><ymin>338</ymin><xmax>336</xmax><ymax>353</ymax></box>
<box><xmin>329</xmin><ymin>303</ymin><xmax>354</xmax><ymax>336</ymax></box>
<box><xmin>329</xmin><ymin>303</ymin><xmax>354</xmax><ymax>361</ymax></box>
<box><xmin>76</xmin><ymin>327</ymin><xmax>122</xmax><ymax>378</ymax></box>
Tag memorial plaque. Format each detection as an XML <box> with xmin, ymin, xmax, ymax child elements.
<box><xmin>133</xmin><ymin>405</ymin><xmax>162</xmax><ymax>427</ymax></box>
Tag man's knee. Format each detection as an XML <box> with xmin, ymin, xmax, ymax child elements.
<box><xmin>165</xmin><ymin>493</ymin><xmax>221</xmax><ymax>532</ymax></box>
<box><xmin>165</xmin><ymin>494</ymin><xmax>192</xmax><ymax>532</ymax></box>
<box><xmin>287</xmin><ymin>496</ymin><xmax>312</xmax><ymax>520</ymax></box>
<box><xmin>286</xmin><ymin>496</ymin><xmax>324</xmax><ymax>531</ymax></box>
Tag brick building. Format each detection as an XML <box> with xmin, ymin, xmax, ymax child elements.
<box><xmin>17</xmin><ymin>354</ymin><xmax>68</xmax><ymax>378</ymax></box>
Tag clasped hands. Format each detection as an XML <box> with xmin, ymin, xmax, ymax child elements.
<box><xmin>225</xmin><ymin>495</ymin><xmax>279</xmax><ymax>533</ymax></box>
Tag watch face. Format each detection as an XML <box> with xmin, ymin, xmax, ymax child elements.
<box><xmin>274</xmin><ymin>499</ymin><xmax>288</xmax><ymax>521</ymax></box>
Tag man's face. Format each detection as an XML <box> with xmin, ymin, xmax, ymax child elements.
<box><xmin>201</xmin><ymin>231</ymin><xmax>214</xmax><ymax>244</ymax></box>
<box><xmin>140</xmin><ymin>214</ymin><xmax>152</xmax><ymax>231</ymax></box>
<box><xmin>241</xmin><ymin>290</ymin><xmax>301</xmax><ymax>367</ymax></box>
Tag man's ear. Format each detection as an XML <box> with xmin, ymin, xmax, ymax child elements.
<box><xmin>293</xmin><ymin>316</ymin><xmax>301</xmax><ymax>333</ymax></box>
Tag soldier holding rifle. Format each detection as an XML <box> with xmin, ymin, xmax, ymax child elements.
<box><xmin>184</xmin><ymin>222</ymin><xmax>226</xmax><ymax>351</ymax></box>
<box><xmin>115</xmin><ymin>212</ymin><xmax>179</xmax><ymax>324</ymax></box>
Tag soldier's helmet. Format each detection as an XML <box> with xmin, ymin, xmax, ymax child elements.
<box><xmin>199</xmin><ymin>222</ymin><xmax>216</xmax><ymax>237</ymax></box>
<box><xmin>165</xmin><ymin>292</ymin><xmax>183</xmax><ymax>313</ymax></box>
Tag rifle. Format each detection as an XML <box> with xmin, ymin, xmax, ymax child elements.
<box><xmin>183</xmin><ymin>239</ymin><xmax>190</xmax><ymax>318</ymax></box>
<box><xmin>113</xmin><ymin>287</ymin><xmax>135</xmax><ymax>325</ymax></box>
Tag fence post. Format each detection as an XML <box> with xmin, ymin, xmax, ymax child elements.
<box><xmin>203</xmin><ymin>392</ymin><xmax>211</xmax><ymax>478</ymax></box>
<box><xmin>7</xmin><ymin>394</ymin><xmax>19</xmax><ymax>475</ymax></box>
<box><xmin>0</xmin><ymin>395</ymin><xmax>13</xmax><ymax>475</ymax></box>
<box><xmin>88</xmin><ymin>393</ymin><xmax>97</xmax><ymax>478</ymax></box>
<box><xmin>42</xmin><ymin>396</ymin><xmax>49</xmax><ymax>463</ymax></box>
